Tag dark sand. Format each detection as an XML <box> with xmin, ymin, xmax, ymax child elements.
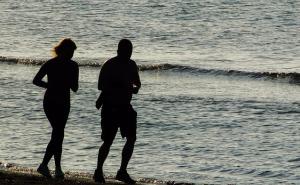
<box><xmin>0</xmin><ymin>163</ymin><xmax>155</xmax><ymax>185</ymax></box>
<box><xmin>0</xmin><ymin>162</ymin><xmax>193</xmax><ymax>185</ymax></box>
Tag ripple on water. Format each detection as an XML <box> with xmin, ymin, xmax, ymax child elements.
<box><xmin>288</xmin><ymin>157</ymin><xmax>300</xmax><ymax>162</ymax></box>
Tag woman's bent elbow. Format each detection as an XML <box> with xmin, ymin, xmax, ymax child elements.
<box><xmin>33</xmin><ymin>79</ymin><xmax>38</xmax><ymax>86</ymax></box>
<box><xmin>72</xmin><ymin>86</ymin><xmax>78</xmax><ymax>92</ymax></box>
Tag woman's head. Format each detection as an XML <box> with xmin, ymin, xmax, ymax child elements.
<box><xmin>52</xmin><ymin>38</ymin><xmax>77</xmax><ymax>59</ymax></box>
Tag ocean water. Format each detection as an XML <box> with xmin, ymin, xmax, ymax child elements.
<box><xmin>0</xmin><ymin>0</ymin><xmax>300</xmax><ymax>184</ymax></box>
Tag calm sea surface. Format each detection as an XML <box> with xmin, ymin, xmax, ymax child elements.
<box><xmin>0</xmin><ymin>1</ymin><xmax>300</xmax><ymax>184</ymax></box>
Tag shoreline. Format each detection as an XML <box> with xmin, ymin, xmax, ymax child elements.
<box><xmin>0</xmin><ymin>162</ymin><xmax>194</xmax><ymax>185</ymax></box>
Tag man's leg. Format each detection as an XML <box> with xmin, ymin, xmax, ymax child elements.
<box><xmin>94</xmin><ymin>114</ymin><xmax>117</xmax><ymax>183</ymax></box>
<box><xmin>120</xmin><ymin>136</ymin><xmax>136</xmax><ymax>171</ymax></box>
<box><xmin>116</xmin><ymin>107</ymin><xmax>137</xmax><ymax>184</ymax></box>
<box><xmin>94</xmin><ymin>139</ymin><xmax>114</xmax><ymax>183</ymax></box>
<box><xmin>96</xmin><ymin>139</ymin><xmax>114</xmax><ymax>171</ymax></box>
<box><xmin>116</xmin><ymin>136</ymin><xmax>136</xmax><ymax>184</ymax></box>
<box><xmin>120</xmin><ymin>107</ymin><xmax>137</xmax><ymax>171</ymax></box>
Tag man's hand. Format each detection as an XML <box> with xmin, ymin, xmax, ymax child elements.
<box><xmin>132</xmin><ymin>86</ymin><xmax>139</xmax><ymax>94</ymax></box>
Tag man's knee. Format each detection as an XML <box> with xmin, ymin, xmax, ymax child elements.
<box><xmin>126</xmin><ymin>136</ymin><xmax>136</xmax><ymax>144</ymax></box>
<box><xmin>102</xmin><ymin>138</ymin><xmax>114</xmax><ymax>148</ymax></box>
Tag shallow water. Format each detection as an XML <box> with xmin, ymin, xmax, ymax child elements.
<box><xmin>0</xmin><ymin>63</ymin><xmax>300</xmax><ymax>184</ymax></box>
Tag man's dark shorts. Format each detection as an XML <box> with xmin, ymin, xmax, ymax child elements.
<box><xmin>101</xmin><ymin>104</ymin><xmax>137</xmax><ymax>142</ymax></box>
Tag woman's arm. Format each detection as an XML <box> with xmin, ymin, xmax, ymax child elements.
<box><xmin>33</xmin><ymin>64</ymin><xmax>48</xmax><ymax>89</ymax></box>
<box><xmin>132</xmin><ymin>61</ymin><xmax>141</xmax><ymax>94</ymax></box>
<box><xmin>70</xmin><ymin>63</ymin><xmax>79</xmax><ymax>92</ymax></box>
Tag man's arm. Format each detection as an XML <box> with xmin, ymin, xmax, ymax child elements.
<box><xmin>96</xmin><ymin>62</ymin><xmax>107</xmax><ymax>109</ymax></box>
<box><xmin>98</xmin><ymin>63</ymin><xmax>107</xmax><ymax>91</ymax></box>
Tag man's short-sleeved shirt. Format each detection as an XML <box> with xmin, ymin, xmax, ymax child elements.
<box><xmin>98</xmin><ymin>56</ymin><xmax>140</xmax><ymax>107</ymax></box>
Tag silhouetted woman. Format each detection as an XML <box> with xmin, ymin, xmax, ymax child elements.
<box><xmin>33</xmin><ymin>38</ymin><xmax>79</xmax><ymax>179</ymax></box>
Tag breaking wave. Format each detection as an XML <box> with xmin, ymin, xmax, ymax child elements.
<box><xmin>1</xmin><ymin>56</ymin><xmax>299</xmax><ymax>84</ymax></box>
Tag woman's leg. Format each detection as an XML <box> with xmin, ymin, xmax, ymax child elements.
<box><xmin>53</xmin><ymin>125</ymin><xmax>65</xmax><ymax>171</ymax></box>
<box><xmin>40</xmin><ymin>129</ymin><xmax>55</xmax><ymax>167</ymax></box>
<box><xmin>42</xmin><ymin>100</ymin><xmax>69</xmax><ymax>169</ymax></box>
<box><xmin>41</xmin><ymin>101</ymin><xmax>55</xmax><ymax>167</ymax></box>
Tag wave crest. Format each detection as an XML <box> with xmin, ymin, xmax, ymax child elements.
<box><xmin>1</xmin><ymin>56</ymin><xmax>299</xmax><ymax>84</ymax></box>
<box><xmin>140</xmin><ymin>63</ymin><xmax>300</xmax><ymax>83</ymax></box>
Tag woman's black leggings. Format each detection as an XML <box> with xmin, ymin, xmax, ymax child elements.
<box><xmin>41</xmin><ymin>98</ymin><xmax>70</xmax><ymax>168</ymax></box>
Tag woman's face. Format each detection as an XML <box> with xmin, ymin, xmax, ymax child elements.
<box><xmin>65</xmin><ymin>49</ymin><xmax>75</xmax><ymax>59</ymax></box>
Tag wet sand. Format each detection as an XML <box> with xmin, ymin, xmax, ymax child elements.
<box><xmin>0</xmin><ymin>170</ymin><xmax>96</xmax><ymax>185</ymax></box>
<box><xmin>0</xmin><ymin>163</ymin><xmax>155</xmax><ymax>185</ymax></box>
<box><xmin>0</xmin><ymin>162</ymin><xmax>193</xmax><ymax>185</ymax></box>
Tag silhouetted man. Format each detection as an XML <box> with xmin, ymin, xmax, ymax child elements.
<box><xmin>94</xmin><ymin>39</ymin><xmax>141</xmax><ymax>184</ymax></box>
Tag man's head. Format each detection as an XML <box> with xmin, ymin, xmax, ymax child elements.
<box><xmin>117</xmin><ymin>39</ymin><xmax>133</xmax><ymax>60</ymax></box>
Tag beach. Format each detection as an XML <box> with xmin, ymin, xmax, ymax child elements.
<box><xmin>0</xmin><ymin>168</ymin><xmax>98</xmax><ymax>185</ymax></box>
<box><xmin>0</xmin><ymin>0</ymin><xmax>300</xmax><ymax>184</ymax></box>
<box><xmin>0</xmin><ymin>162</ymin><xmax>192</xmax><ymax>185</ymax></box>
